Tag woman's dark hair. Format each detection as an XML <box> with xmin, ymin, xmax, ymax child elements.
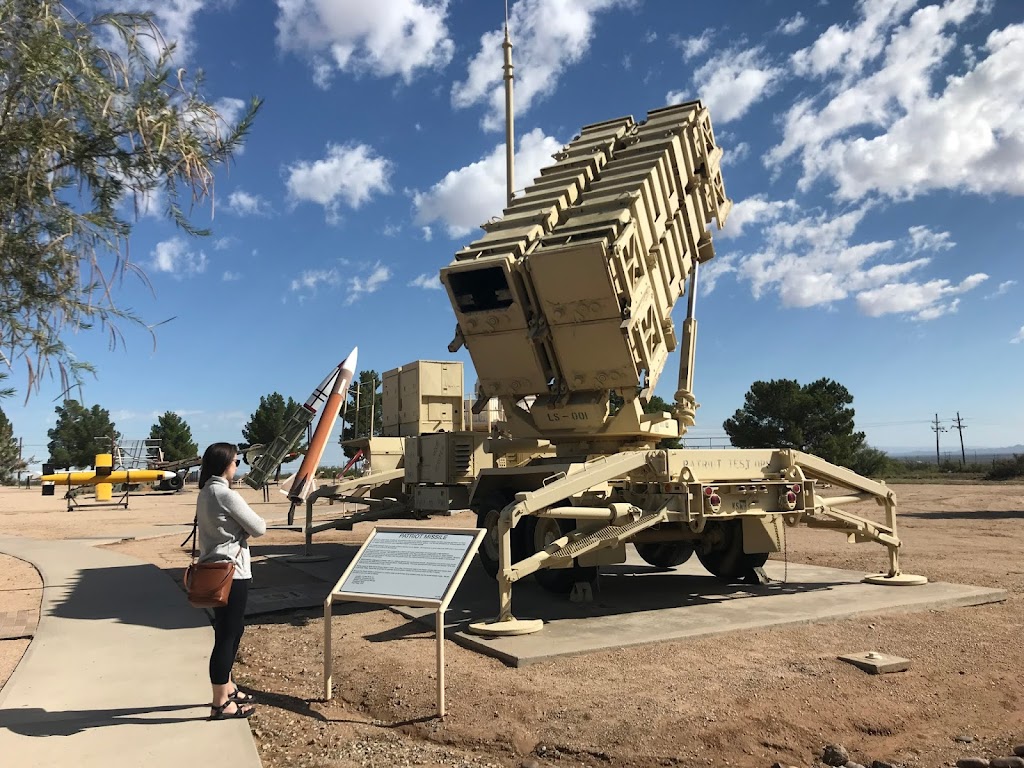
<box><xmin>199</xmin><ymin>442</ymin><xmax>237</xmax><ymax>489</ymax></box>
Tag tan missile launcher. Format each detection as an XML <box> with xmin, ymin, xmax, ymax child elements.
<box><xmin>440</xmin><ymin>102</ymin><xmax>926</xmax><ymax>636</ymax></box>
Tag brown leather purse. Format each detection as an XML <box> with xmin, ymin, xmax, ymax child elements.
<box><xmin>183</xmin><ymin>516</ymin><xmax>234</xmax><ymax>608</ymax></box>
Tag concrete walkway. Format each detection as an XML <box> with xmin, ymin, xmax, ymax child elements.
<box><xmin>0</xmin><ymin>537</ymin><xmax>261</xmax><ymax>767</ymax></box>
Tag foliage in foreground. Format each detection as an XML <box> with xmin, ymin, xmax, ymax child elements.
<box><xmin>0</xmin><ymin>0</ymin><xmax>260</xmax><ymax>396</ymax></box>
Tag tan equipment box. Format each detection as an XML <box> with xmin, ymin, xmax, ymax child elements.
<box><xmin>381</xmin><ymin>360</ymin><xmax>464</xmax><ymax>437</ymax></box>
<box><xmin>464</xmin><ymin>396</ymin><xmax>505</xmax><ymax>433</ymax></box>
<box><xmin>404</xmin><ymin>431</ymin><xmax>494</xmax><ymax>512</ymax></box>
<box><xmin>404</xmin><ymin>431</ymin><xmax>492</xmax><ymax>486</ymax></box>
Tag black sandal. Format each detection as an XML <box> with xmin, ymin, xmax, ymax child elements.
<box><xmin>229</xmin><ymin>686</ymin><xmax>253</xmax><ymax>703</ymax></box>
<box><xmin>210</xmin><ymin>700</ymin><xmax>254</xmax><ymax>720</ymax></box>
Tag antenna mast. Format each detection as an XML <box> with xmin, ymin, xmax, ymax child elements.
<box><xmin>502</xmin><ymin>1</ymin><xmax>515</xmax><ymax>208</ymax></box>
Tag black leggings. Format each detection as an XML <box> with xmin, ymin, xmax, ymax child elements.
<box><xmin>209</xmin><ymin>578</ymin><xmax>249</xmax><ymax>685</ymax></box>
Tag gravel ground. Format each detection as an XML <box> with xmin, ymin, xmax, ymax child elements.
<box><xmin>2</xmin><ymin>481</ymin><xmax>1023</xmax><ymax>768</ymax></box>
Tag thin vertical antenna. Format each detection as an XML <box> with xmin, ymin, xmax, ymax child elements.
<box><xmin>502</xmin><ymin>0</ymin><xmax>515</xmax><ymax>209</ymax></box>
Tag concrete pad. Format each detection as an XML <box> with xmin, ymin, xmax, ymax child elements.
<box><xmin>392</xmin><ymin>554</ymin><xmax>1006</xmax><ymax>667</ymax></box>
<box><xmin>0</xmin><ymin>537</ymin><xmax>260</xmax><ymax>768</ymax></box>
<box><xmin>838</xmin><ymin>651</ymin><xmax>911</xmax><ymax>674</ymax></box>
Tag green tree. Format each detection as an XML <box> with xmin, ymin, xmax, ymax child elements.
<box><xmin>242</xmin><ymin>392</ymin><xmax>300</xmax><ymax>448</ymax></box>
<box><xmin>0</xmin><ymin>406</ymin><xmax>22</xmax><ymax>481</ymax></box>
<box><xmin>46</xmin><ymin>399</ymin><xmax>119</xmax><ymax>468</ymax></box>
<box><xmin>723</xmin><ymin>378</ymin><xmax>866</xmax><ymax>466</ymax></box>
<box><xmin>148</xmin><ymin>411</ymin><xmax>198</xmax><ymax>462</ymax></box>
<box><xmin>340</xmin><ymin>371</ymin><xmax>382</xmax><ymax>458</ymax></box>
<box><xmin>0</xmin><ymin>0</ymin><xmax>261</xmax><ymax>395</ymax></box>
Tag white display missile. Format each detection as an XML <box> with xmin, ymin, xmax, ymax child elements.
<box><xmin>279</xmin><ymin>347</ymin><xmax>359</xmax><ymax>504</ymax></box>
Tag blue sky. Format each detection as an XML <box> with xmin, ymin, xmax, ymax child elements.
<box><xmin>5</xmin><ymin>0</ymin><xmax>1023</xmax><ymax>469</ymax></box>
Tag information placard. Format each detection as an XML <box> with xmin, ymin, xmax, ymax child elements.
<box><xmin>324</xmin><ymin>526</ymin><xmax>485</xmax><ymax>717</ymax></box>
<box><xmin>337</xmin><ymin>529</ymin><xmax>478</xmax><ymax>602</ymax></box>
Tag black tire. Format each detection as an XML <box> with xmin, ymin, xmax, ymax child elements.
<box><xmin>695</xmin><ymin>519</ymin><xmax>769</xmax><ymax>582</ymax></box>
<box><xmin>168</xmin><ymin>475</ymin><xmax>184</xmax><ymax>491</ymax></box>
<box><xmin>521</xmin><ymin>516</ymin><xmax>597</xmax><ymax>594</ymax></box>
<box><xmin>635</xmin><ymin>541</ymin><xmax>695</xmax><ymax>569</ymax></box>
<box><xmin>473</xmin><ymin>493</ymin><xmax>527</xmax><ymax>579</ymax></box>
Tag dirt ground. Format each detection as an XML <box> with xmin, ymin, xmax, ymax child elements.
<box><xmin>2</xmin><ymin>481</ymin><xmax>1024</xmax><ymax>767</ymax></box>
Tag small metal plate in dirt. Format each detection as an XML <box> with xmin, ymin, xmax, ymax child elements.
<box><xmin>838</xmin><ymin>651</ymin><xmax>910</xmax><ymax>674</ymax></box>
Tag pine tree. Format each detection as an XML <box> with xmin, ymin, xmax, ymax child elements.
<box><xmin>242</xmin><ymin>392</ymin><xmax>300</xmax><ymax>448</ymax></box>
<box><xmin>0</xmin><ymin>407</ymin><xmax>22</xmax><ymax>482</ymax></box>
<box><xmin>340</xmin><ymin>371</ymin><xmax>382</xmax><ymax>458</ymax></box>
<box><xmin>149</xmin><ymin>412</ymin><xmax>199</xmax><ymax>462</ymax></box>
<box><xmin>46</xmin><ymin>400</ymin><xmax>119</xmax><ymax>468</ymax></box>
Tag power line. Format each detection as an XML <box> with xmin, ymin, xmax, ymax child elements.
<box><xmin>952</xmin><ymin>412</ymin><xmax>967</xmax><ymax>467</ymax></box>
<box><xmin>930</xmin><ymin>413</ymin><xmax>947</xmax><ymax>466</ymax></box>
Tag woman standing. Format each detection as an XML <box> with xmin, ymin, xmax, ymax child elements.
<box><xmin>196</xmin><ymin>442</ymin><xmax>266</xmax><ymax>720</ymax></box>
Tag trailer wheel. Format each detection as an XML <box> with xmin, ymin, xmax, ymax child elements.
<box><xmin>522</xmin><ymin>516</ymin><xmax>597</xmax><ymax>594</ymax></box>
<box><xmin>635</xmin><ymin>542</ymin><xmax>695</xmax><ymax>569</ymax></box>
<box><xmin>695</xmin><ymin>519</ymin><xmax>769</xmax><ymax>582</ymax></box>
<box><xmin>473</xmin><ymin>493</ymin><xmax>527</xmax><ymax>579</ymax></box>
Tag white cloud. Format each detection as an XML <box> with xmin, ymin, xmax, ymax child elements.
<box><xmin>286</xmin><ymin>143</ymin><xmax>392</xmax><ymax>223</ymax></box>
<box><xmin>452</xmin><ymin>0</ymin><xmax>635</xmax><ymax>131</ymax></box>
<box><xmin>908</xmin><ymin>225</ymin><xmax>955</xmax><ymax>253</ymax></box>
<box><xmin>1011</xmin><ymin>326</ymin><xmax>1024</xmax><ymax>344</ymax></box>
<box><xmin>770</xmin><ymin>2</ymin><xmax>1024</xmax><ymax>202</ymax></box>
<box><xmin>704</xmin><ymin>204</ymin><xmax>989</xmax><ymax>320</ymax></box>
<box><xmin>699</xmin><ymin>254</ymin><xmax>737</xmax><ymax>295</ymax></box>
<box><xmin>213</xmin><ymin>236</ymin><xmax>235</xmax><ymax>251</ymax></box>
<box><xmin>290</xmin><ymin>268</ymin><xmax>340</xmax><ymax>294</ymax></box>
<box><xmin>725</xmin><ymin>141</ymin><xmax>750</xmax><ymax>165</ymax></box>
<box><xmin>347</xmin><ymin>263</ymin><xmax>391</xmax><ymax>304</ymax></box>
<box><xmin>856</xmin><ymin>273</ymin><xmax>989</xmax><ymax>319</ymax></box>
<box><xmin>275</xmin><ymin>0</ymin><xmax>454</xmax><ymax>84</ymax></box>
<box><xmin>777</xmin><ymin>13</ymin><xmax>807</xmax><ymax>36</ymax></box>
<box><xmin>421</xmin><ymin>226</ymin><xmax>433</xmax><ymax>241</ymax></box>
<box><xmin>150</xmin><ymin>238</ymin><xmax>207</xmax><ymax>277</ymax></box>
<box><xmin>413</xmin><ymin>127</ymin><xmax>562</xmax><ymax>238</ymax></box>
<box><xmin>222</xmin><ymin>271</ymin><xmax>241</xmax><ymax>281</ymax></box>
<box><xmin>986</xmin><ymin>279</ymin><xmax>1017</xmax><ymax>298</ymax></box>
<box><xmin>226</xmin><ymin>189</ymin><xmax>272</xmax><ymax>216</ymax></box>
<box><xmin>717</xmin><ymin>196</ymin><xmax>798</xmax><ymax>240</ymax></box>
<box><xmin>98</xmin><ymin>0</ymin><xmax>211</xmax><ymax>64</ymax></box>
<box><xmin>409</xmin><ymin>273</ymin><xmax>442</xmax><ymax>290</ymax></box>
<box><xmin>213</xmin><ymin>97</ymin><xmax>247</xmax><ymax>130</ymax></box>
<box><xmin>669</xmin><ymin>45</ymin><xmax>784</xmax><ymax>123</ymax></box>
<box><xmin>676</xmin><ymin>30</ymin><xmax>713</xmax><ymax>61</ymax></box>
<box><xmin>791</xmin><ymin>0</ymin><xmax>918</xmax><ymax>79</ymax></box>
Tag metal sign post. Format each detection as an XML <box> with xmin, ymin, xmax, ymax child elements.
<box><xmin>324</xmin><ymin>526</ymin><xmax>485</xmax><ymax>718</ymax></box>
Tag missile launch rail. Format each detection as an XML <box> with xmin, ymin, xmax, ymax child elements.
<box><xmin>436</xmin><ymin>100</ymin><xmax>926</xmax><ymax>636</ymax></box>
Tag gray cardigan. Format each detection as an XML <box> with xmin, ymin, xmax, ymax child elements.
<box><xmin>196</xmin><ymin>476</ymin><xmax>267</xmax><ymax>579</ymax></box>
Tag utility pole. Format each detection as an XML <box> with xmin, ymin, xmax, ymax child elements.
<box><xmin>930</xmin><ymin>414</ymin><xmax>947</xmax><ymax>467</ymax></box>
<box><xmin>952</xmin><ymin>412</ymin><xmax>967</xmax><ymax>467</ymax></box>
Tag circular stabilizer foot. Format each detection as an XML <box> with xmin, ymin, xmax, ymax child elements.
<box><xmin>467</xmin><ymin>617</ymin><xmax>544</xmax><ymax>637</ymax></box>
<box><xmin>286</xmin><ymin>554</ymin><xmax>331</xmax><ymax>563</ymax></box>
<box><xmin>862</xmin><ymin>572</ymin><xmax>928</xmax><ymax>586</ymax></box>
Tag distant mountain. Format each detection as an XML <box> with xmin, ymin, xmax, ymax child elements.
<box><xmin>880</xmin><ymin>445</ymin><xmax>1023</xmax><ymax>459</ymax></box>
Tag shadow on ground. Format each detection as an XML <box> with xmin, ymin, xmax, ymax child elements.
<box><xmin>0</xmin><ymin>704</ymin><xmax>205</xmax><ymax>737</ymax></box>
<box><xmin>47</xmin><ymin>564</ymin><xmax>207</xmax><ymax>631</ymax></box>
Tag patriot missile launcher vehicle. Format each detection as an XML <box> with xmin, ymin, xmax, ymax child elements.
<box><xmin>439</xmin><ymin>100</ymin><xmax>926</xmax><ymax>636</ymax></box>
